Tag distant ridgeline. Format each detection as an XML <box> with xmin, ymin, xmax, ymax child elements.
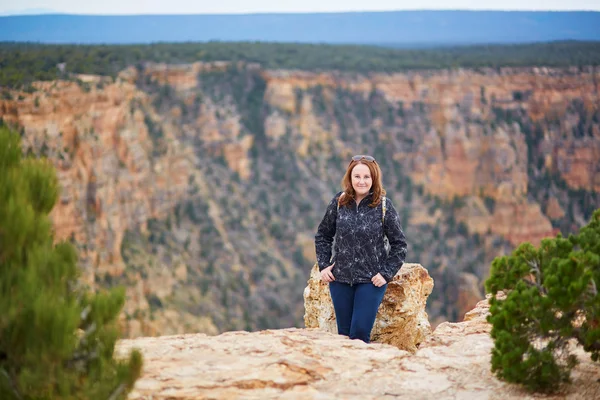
<box><xmin>1</xmin><ymin>41</ymin><xmax>600</xmax><ymax>89</ymax></box>
<box><xmin>1</xmin><ymin>11</ymin><xmax>599</xmax><ymax>44</ymax></box>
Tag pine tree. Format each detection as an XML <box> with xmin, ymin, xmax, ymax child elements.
<box><xmin>0</xmin><ymin>126</ymin><xmax>142</xmax><ymax>399</ymax></box>
<box><xmin>485</xmin><ymin>209</ymin><xmax>600</xmax><ymax>393</ymax></box>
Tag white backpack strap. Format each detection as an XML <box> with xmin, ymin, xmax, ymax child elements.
<box><xmin>382</xmin><ymin>196</ymin><xmax>387</xmax><ymax>223</ymax></box>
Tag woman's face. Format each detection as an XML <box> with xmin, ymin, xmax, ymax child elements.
<box><xmin>351</xmin><ymin>163</ymin><xmax>372</xmax><ymax>197</ymax></box>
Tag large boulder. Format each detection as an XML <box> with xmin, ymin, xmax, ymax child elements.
<box><xmin>303</xmin><ymin>262</ymin><xmax>434</xmax><ymax>352</ymax></box>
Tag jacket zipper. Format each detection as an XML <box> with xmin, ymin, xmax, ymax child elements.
<box><xmin>350</xmin><ymin>200</ymin><xmax>360</xmax><ymax>287</ymax></box>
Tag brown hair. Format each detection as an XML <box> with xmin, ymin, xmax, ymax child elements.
<box><xmin>338</xmin><ymin>160</ymin><xmax>386</xmax><ymax>208</ymax></box>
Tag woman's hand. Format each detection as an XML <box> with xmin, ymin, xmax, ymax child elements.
<box><xmin>320</xmin><ymin>263</ymin><xmax>335</xmax><ymax>283</ymax></box>
<box><xmin>371</xmin><ymin>273</ymin><xmax>386</xmax><ymax>287</ymax></box>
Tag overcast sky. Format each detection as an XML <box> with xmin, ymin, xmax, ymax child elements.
<box><xmin>1</xmin><ymin>0</ymin><xmax>599</xmax><ymax>15</ymax></box>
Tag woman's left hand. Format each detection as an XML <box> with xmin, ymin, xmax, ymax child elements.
<box><xmin>371</xmin><ymin>273</ymin><xmax>386</xmax><ymax>287</ymax></box>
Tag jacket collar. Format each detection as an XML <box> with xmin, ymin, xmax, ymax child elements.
<box><xmin>355</xmin><ymin>192</ymin><xmax>373</xmax><ymax>206</ymax></box>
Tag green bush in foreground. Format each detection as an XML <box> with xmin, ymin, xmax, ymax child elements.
<box><xmin>485</xmin><ymin>209</ymin><xmax>600</xmax><ymax>393</ymax></box>
<box><xmin>0</xmin><ymin>125</ymin><xmax>142</xmax><ymax>399</ymax></box>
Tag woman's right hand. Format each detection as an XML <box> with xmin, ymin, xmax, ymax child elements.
<box><xmin>320</xmin><ymin>263</ymin><xmax>335</xmax><ymax>283</ymax></box>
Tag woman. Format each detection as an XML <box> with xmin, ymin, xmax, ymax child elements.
<box><xmin>314</xmin><ymin>155</ymin><xmax>408</xmax><ymax>343</ymax></box>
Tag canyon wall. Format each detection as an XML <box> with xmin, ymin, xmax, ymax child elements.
<box><xmin>1</xmin><ymin>62</ymin><xmax>598</xmax><ymax>336</ymax></box>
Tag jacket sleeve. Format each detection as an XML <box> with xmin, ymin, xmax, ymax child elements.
<box><xmin>381</xmin><ymin>199</ymin><xmax>408</xmax><ymax>282</ymax></box>
<box><xmin>314</xmin><ymin>193</ymin><xmax>341</xmax><ymax>271</ymax></box>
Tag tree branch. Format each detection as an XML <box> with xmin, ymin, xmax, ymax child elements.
<box><xmin>526</xmin><ymin>259</ymin><xmax>548</xmax><ymax>294</ymax></box>
<box><xmin>80</xmin><ymin>305</ymin><xmax>91</xmax><ymax>321</ymax></box>
<box><xmin>524</xmin><ymin>279</ymin><xmax>548</xmax><ymax>296</ymax></box>
<box><xmin>108</xmin><ymin>383</ymin><xmax>126</xmax><ymax>400</ymax></box>
<box><xmin>588</xmin><ymin>277</ymin><xmax>598</xmax><ymax>298</ymax></box>
<box><xmin>0</xmin><ymin>368</ymin><xmax>23</xmax><ymax>400</ymax></box>
<box><xmin>78</xmin><ymin>322</ymin><xmax>96</xmax><ymax>346</ymax></box>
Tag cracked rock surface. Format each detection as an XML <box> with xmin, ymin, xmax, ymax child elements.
<box><xmin>116</xmin><ymin>298</ymin><xmax>600</xmax><ymax>399</ymax></box>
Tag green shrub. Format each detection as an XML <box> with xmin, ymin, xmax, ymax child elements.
<box><xmin>485</xmin><ymin>209</ymin><xmax>600</xmax><ymax>393</ymax></box>
<box><xmin>0</xmin><ymin>126</ymin><xmax>142</xmax><ymax>399</ymax></box>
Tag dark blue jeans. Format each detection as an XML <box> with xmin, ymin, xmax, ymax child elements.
<box><xmin>328</xmin><ymin>281</ymin><xmax>387</xmax><ymax>343</ymax></box>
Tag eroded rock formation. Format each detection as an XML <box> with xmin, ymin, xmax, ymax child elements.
<box><xmin>303</xmin><ymin>263</ymin><xmax>433</xmax><ymax>352</ymax></box>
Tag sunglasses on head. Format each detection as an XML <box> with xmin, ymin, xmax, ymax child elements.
<box><xmin>351</xmin><ymin>155</ymin><xmax>376</xmax><ymax>162</ymax></box>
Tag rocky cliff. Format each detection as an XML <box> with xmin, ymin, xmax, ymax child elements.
<box><xmin>114</xmin><ymin>297</ymin><xmax>600</xmax><ymax>399</ymax></box>
<box><xmin>1</xmin><ymin>62</ymin><xmax>599</xmax><ymax>336</ymax></box>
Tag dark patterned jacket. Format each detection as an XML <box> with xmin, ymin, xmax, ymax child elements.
<box><xmin>314</xmin><ymin>191</ymin><xmax>408</xmax><ymax>284</ymax></box>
